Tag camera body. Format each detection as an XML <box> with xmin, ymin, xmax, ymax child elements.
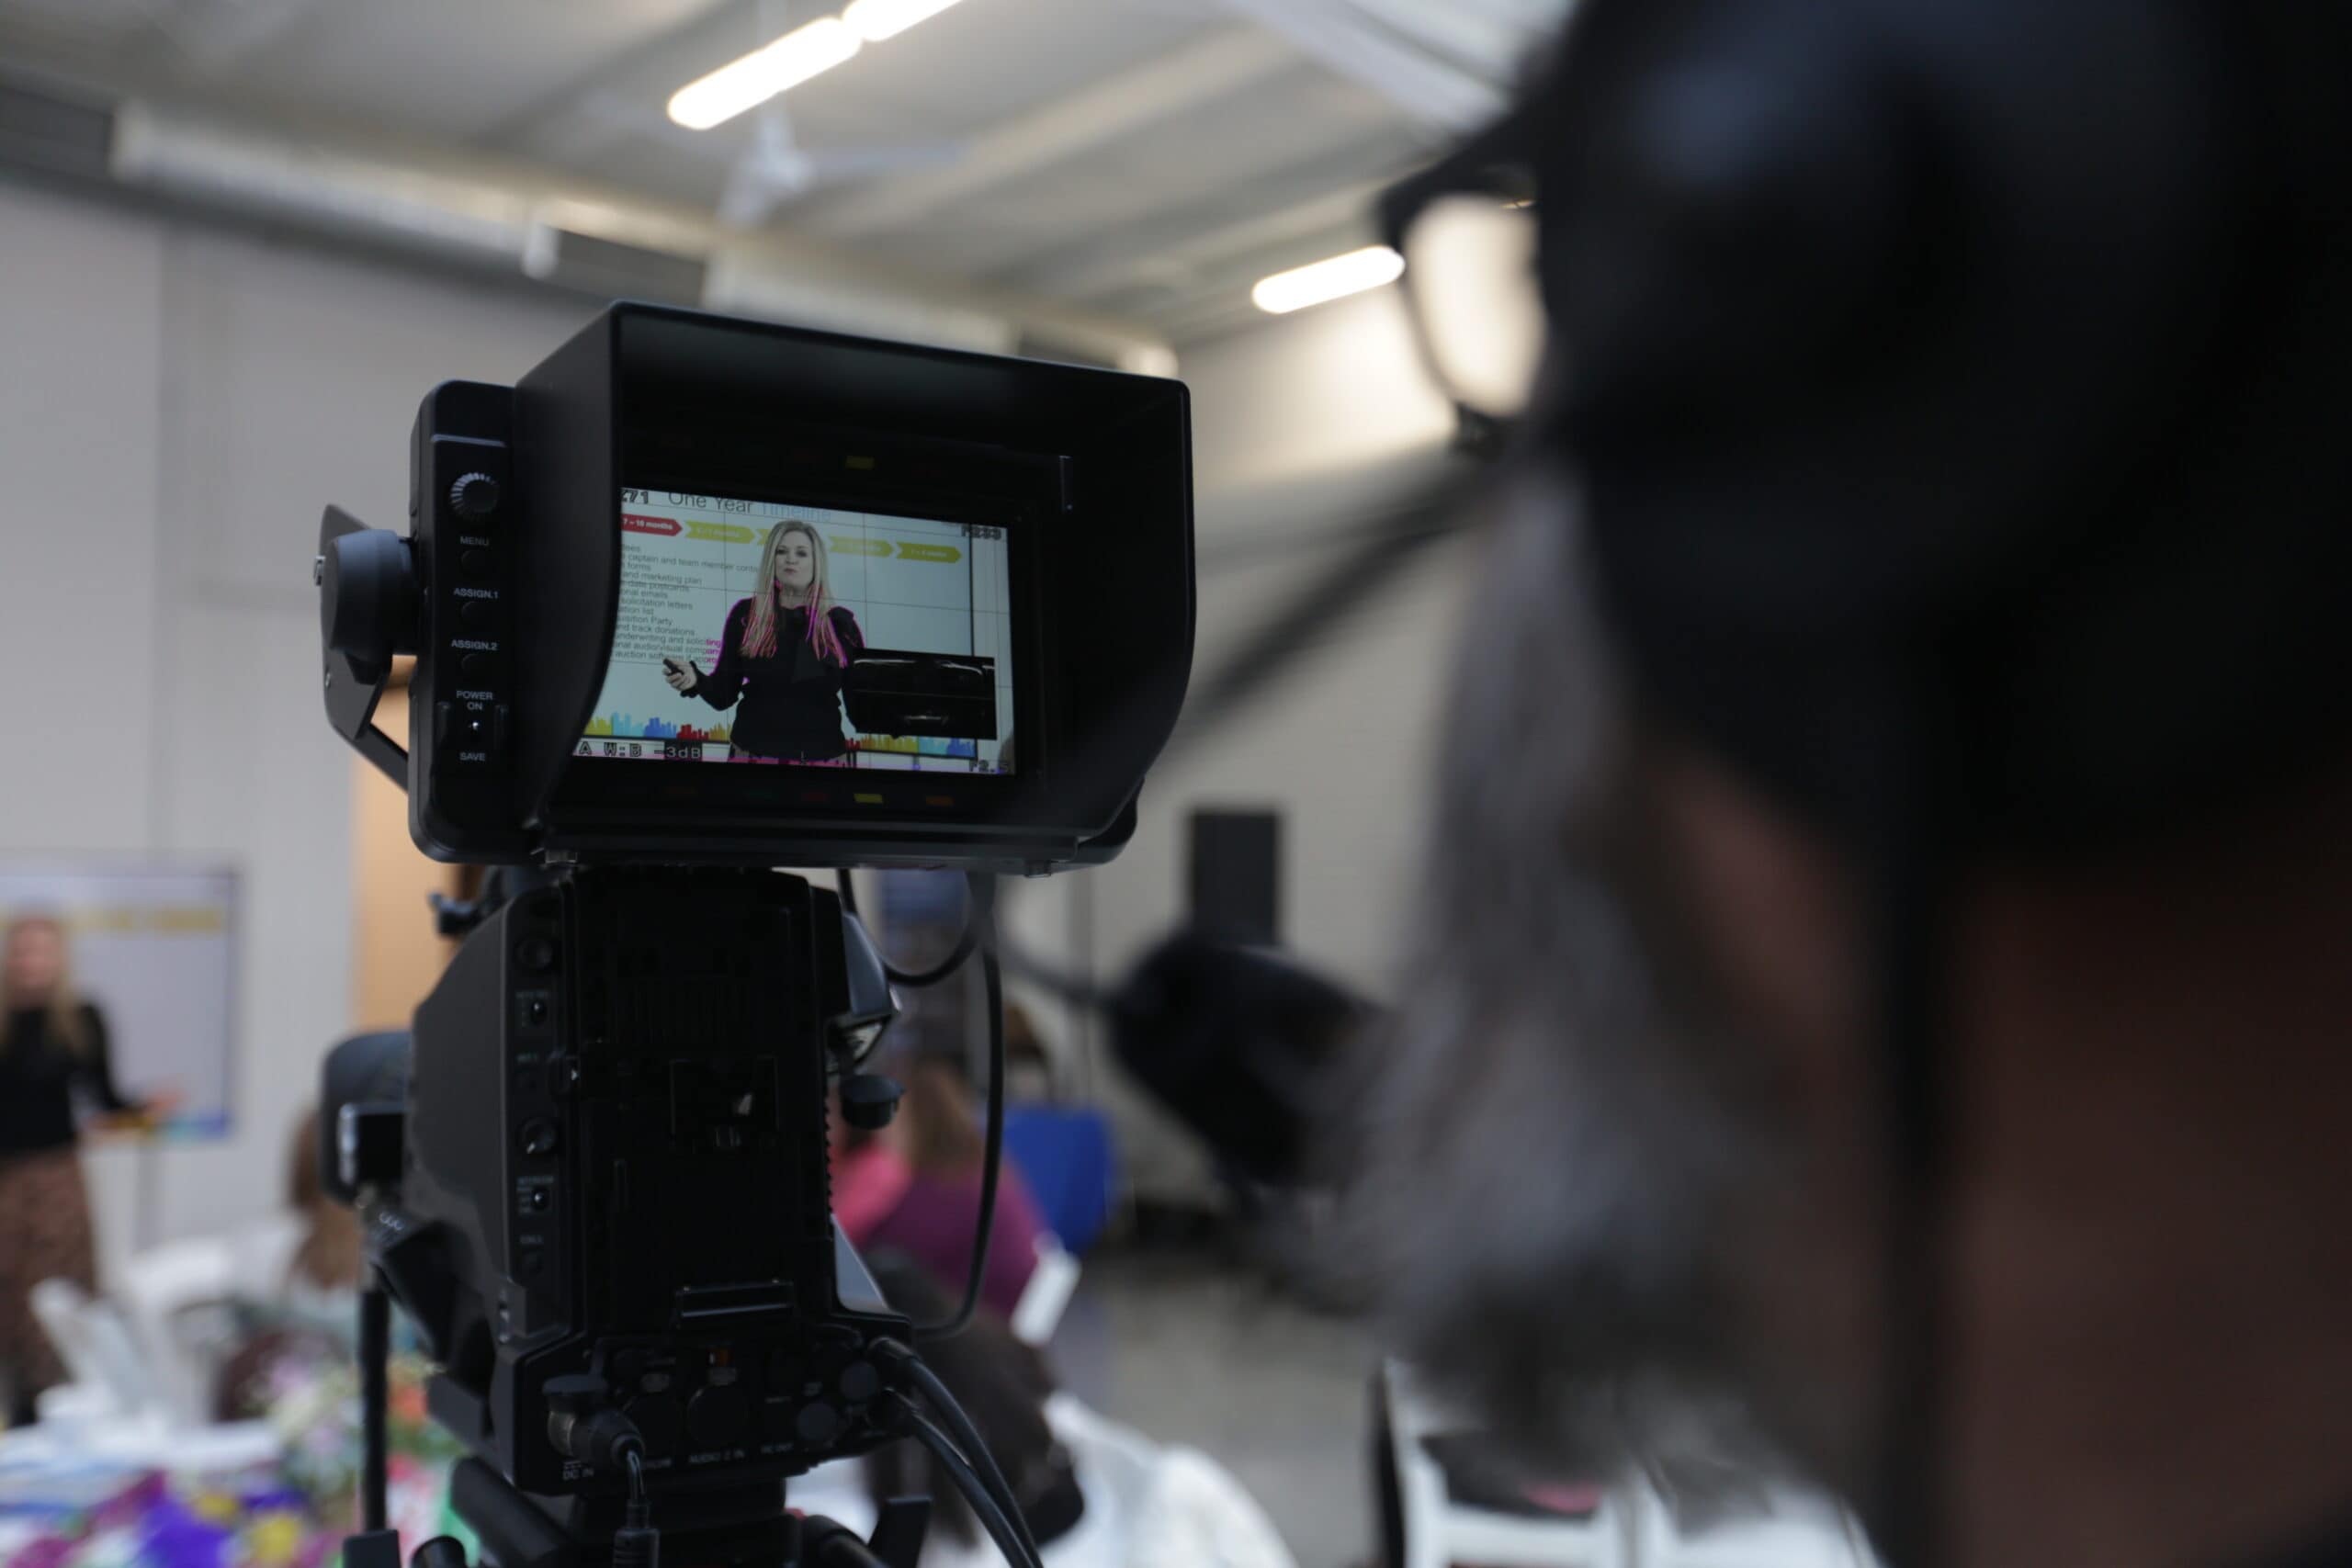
<box><xmin>319</xmin><ymin>305</ymin><xmax>1194</xmax><ymax>1546</ymax></box>
<box><xmin>368</xmin><ymin>869</ymin><xmax>905</xmax><ymax>1511</ymax></box>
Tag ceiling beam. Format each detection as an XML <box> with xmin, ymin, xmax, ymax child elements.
<box><xmin>101</xmin><ymin>96</ymin><xmax>1173</xmax><ymax>365</ymax></box>
<box><xmin>790</xmin><ymin>24</ymin><xmax>1296</xmax><ymax>241</ymax></box>
<box><xmin>170</xmin><ymin>0</ymin><xmax>333</xmax><ymax>73</ymax></box>
<box><xmin>1206</xmin><ymin>0</ymin><xmax>1505</xmax><ymax>130</ymax></box>
<box><xmin>1339</xmin><ymin>0</ymin><xmax>1550</xmax><ymax>79</ymax></box>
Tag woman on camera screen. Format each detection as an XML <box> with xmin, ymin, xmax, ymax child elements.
<box><xmin>664</xmin><ymin>519</ymin><xmax>865</xmax><ymax>763</ymax></box>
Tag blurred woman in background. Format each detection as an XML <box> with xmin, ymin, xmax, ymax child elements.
<box><xmin>0</xmin><ymin>915</ymin><xmax>150</xmax><ymax>1424</ymax></box>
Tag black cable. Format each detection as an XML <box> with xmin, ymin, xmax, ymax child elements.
<box><xmin>917</xmin><ymin>942</ymin><xmax>1006</xmax><ymax>1340</ymax></box>
<box><xmin>357</xmin><ymin>1279</ymin><xmax>390</xmax><ymax>1533</ymax></box>
<box><xmin>873</xmin><ymin>1341</ymin><xmax>1040</xmax><ymax>1566</ymax></box>
<box><xmin>898</xmin><ymin>1400</ymin><xmax>1043</xmax><ymax>1568</ymax></box>
<box><xmin>838</xmin><ymin>870</ymin><xmax>998</xmax><ymax>990</ymax></box>
<box><xmin>613</xmin><ymin>1450</ymin><xmax>660</xmax><ymax>1568</ymax></box>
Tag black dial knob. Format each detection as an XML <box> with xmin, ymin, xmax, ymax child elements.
<box><xmin>687</xmin><ymin>1384</ymin><xmax>751</xmax><ymax>1451</ymax></box>
<box><xmin>450</xmin><ymin>472</ymin><xmax>501</xmax><ymax>522</ymax></box>
<box><xmin>796</xmin><ymin>1400</ymin><xmax>842</xmax><ymax>1448</ymax></box>
<box><xmin>837</xmin><ymin>1360</ymin><xmax>881</xmax><ymax>1404</ymax></box>
<box><xmin>519</xmin><ymin>1119</ymin><xmax>559</xmax><ymax>1156</ymax></box>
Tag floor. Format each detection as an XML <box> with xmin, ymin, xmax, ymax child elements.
<box><xmin>1050</xmin><ymin>1246</ymin><xmax>1376</xmax><ymax>1568</ymax></box>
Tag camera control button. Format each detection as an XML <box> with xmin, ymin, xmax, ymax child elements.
<box><xmin>460</xmin><ymin>598</ymin><xmax>495</xmax><ymax>628</ymax></box>
<box><xmin>795</xmin><ymin>1401</ymin><xmax>842</xmax><ymax>1448</ymax></box>
<box><xmin>519</xmin><ymin>1119</ymin><xmax>559</xmax><ymax>1156</ymax></box>
<box><xmin>450</xmin><ymin>472</ymin><xmax>501</xmax><ymax>522</ymax></box>
<box><xmin>836</xmin><ymin>1360</ymin><xmax>881</xmax><ymax>1404</ymax></box>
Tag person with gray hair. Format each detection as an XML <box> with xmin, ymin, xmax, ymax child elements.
<box><xmin>1341</xmin><ymin>5</ymin><xmax>2352</xmax><ymax>1568</ymax></box>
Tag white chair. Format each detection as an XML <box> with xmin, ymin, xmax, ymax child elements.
<box><xmin>1011</xmin><ymin>1234</ymin><xmax>1082</xmax><ymax>1348</ymax></box>
<box><xmin>1380</xmin><ymin>1359</ymin><xmax>1636</xmax><ymax>1568</ymax></box>
<box><xmin>1634</xmin><ymin>1479</ymin><xmax>1879</xmax><ymax>1568</ymax></box>
<box><xmin>115</xmin><ymin>1235</ymin><xmax>243</xmax><ymax>1426</ymax></box>
<box><xmin>27</xmin><ymin>1278</ymin><xmax>151</xmax><ymax>1417</ymax></box>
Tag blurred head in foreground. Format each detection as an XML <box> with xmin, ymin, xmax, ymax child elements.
<box><xmin>1349</xmin><ymin>6</ymin><xmax>2352</xmax><ymax>1568</ymax></box>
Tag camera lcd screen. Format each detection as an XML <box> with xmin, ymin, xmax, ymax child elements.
<box><xmin>577</xmin><ymin>489</ymin><xmax>1017</xmax><ymax>773</ymax></box>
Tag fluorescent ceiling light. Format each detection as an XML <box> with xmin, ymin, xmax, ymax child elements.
<box><xmin>1250</xmin><ymin>245</ymin><xmax>1406</xmax><ymax>314</ymax></box>
<box><xmin>668</xmin><ymin>17</ymin><xmax>862</xmax><ymax>130</ymax></box>
<box><xmin>842</xmin><ymin>0</ymin><xmax>968</xmax><ymax>42</ymax></box>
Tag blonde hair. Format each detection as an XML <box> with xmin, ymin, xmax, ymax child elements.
<box><xmin>741</xmin><ymin>520</ymin><xmax>848</xmax><ymax>665</ymax></box>
<box><xmin>2</xmin><ymin>914</ymin><xmax>89</xmax><ymax>1055</ymax></box>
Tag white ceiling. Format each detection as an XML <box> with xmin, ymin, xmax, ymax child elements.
<box><xmin>0</xmin><ymin>0</ymin><xmax>1565</xmax><ymax>343</ymax></box>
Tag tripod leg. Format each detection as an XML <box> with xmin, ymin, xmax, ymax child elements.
<box><xmin>344</xmin><ymin>1530</ymin><xmax>403</xmax><ymax>1568</ymax></box>
<box><xmin>801</xmin><ymin>1502</ymin><xmax>931</xmax><ymax>1568</ymax></box>
<box><xmin>868</xmin><ymin>1497</ymin><xmax>933</xmax><ymax>1568</ymax></box>
<box><xmin>412</xmin><ymin>1539</ymin><xmax>471</xmax><ymax>1568</ymax></box>
<box><xmin>359</xmin><ymin>1279</ymin><xmax>391</xmax><ymax>1531</ymax></box>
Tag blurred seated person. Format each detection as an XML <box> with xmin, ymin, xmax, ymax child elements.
<box><xmin>215</xmin><ymin>1108</ymin><xmax>405</xmax><ymax>1420</ymax></box>
<box><xmin>1000</xmin><ymin>1000</ymin><xmax>1057</xmax><ymax>1103</ymax></box>
<box><xmin>835</xmin><ymin>1011</ymin><xmax>1048</xmax><ymax>1318</ymax></box>
<box><xmin>793</xmin><ymin>1254</ymin><xmax>1297</xmax><ymax>1568</ymax></box>
<box><xmin>280</xmin><ymin>1108</ymin><xmax>363</xmax><ymax>1329</ymax></box>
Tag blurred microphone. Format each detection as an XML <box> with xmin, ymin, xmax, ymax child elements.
<box><xmin>1106</xmin><ymin>931</ymin><xmax>1372</xmax><ymax>1188</ymax></box>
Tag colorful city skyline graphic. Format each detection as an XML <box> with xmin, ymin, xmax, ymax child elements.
<box><xmin>586</xmin><ymin>712</ymin><xmax>980</xmax><ymax>761</ymax></box>
<box><xmin>586</xmin><ymin>714</ymin><xmax>732</xmax><ymax>743</ymax></box>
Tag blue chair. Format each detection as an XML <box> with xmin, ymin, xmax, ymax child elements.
<box><xmin>1001</xmin><ymin>1104</ymin><xmax>1116</xmax><ymax>1254</ymax></box>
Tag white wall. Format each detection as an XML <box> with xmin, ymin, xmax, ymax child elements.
<box><xmin>0</xmin><ymin>175</ymin><xmax>595</xmax><ymax>1278</ymax></box>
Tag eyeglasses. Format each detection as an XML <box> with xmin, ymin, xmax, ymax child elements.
<box><xmin>1378</xmin><ymin>109</ymin><xmax>1547</xmax><ymax>440</ymax></box>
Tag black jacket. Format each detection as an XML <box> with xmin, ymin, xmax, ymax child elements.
<box><xmin>0</xmin><ymin>1003</ymin><xmax>134</xmax><ymax>1156</ymax></box>
<box><xmin>691</xmin><ymin>599</ymin><xmax>865</xmax><ymax>760</ymax></box>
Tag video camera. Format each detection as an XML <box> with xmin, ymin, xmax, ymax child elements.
<box><xmin>314</xmin><ymin>303</ymin><xmax>1193</xmax><ymax>1568</ymax></box>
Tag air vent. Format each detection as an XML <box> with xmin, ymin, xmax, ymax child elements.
<box><xmin>0</xmin><ymin>77</ymin><xmax>116</xmax><ymax>181</ymax></box>
<box><xmin>523</xmin><ymin>225</ymin><xmax>707</xmax><ymax>305</ymax></box>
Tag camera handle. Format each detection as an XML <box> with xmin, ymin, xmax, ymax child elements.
<box><xmin>317</xmin><ymin>503</ymin><xmax>415</xmax><ymax>791</ymax></box>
